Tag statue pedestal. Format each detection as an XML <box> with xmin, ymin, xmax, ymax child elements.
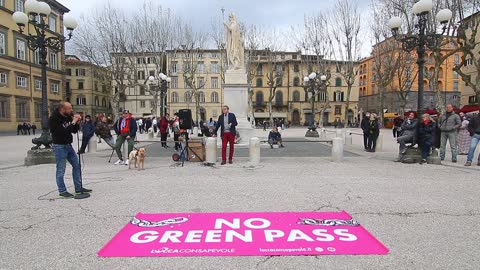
<box><xmin>222</xmin><ymin>69</ymin><xmax>254</xmax><ymax>146</ymax></box>
<box><xmin>25</xmin><ymin>149</ymin><xmax>56</xmax><ymax>166</ymax></box>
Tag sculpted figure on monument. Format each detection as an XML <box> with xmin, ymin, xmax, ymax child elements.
<box><xmin>224</xmin><ymin>13</ymin><xmax>245</xmax><ymax>70</ymax></box>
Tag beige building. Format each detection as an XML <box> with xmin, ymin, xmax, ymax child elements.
<box><xmin>250</xmin><ymin>51</ymin><xmax>359</xmax><ymax>126</ymax></box>
<box><xmin>0</xmin><ymin>0</ymin><xmax>70</xmax><ymax>132</ymax></box>
<box><xmin>65</xmin><ymin>55</ymin><xmax>112</xmax><ymax>118</ymax></box>
<box><xmin>460</xmin><ymin>12</ymin><xmax>480</xmax><ymax>112</ymax></box>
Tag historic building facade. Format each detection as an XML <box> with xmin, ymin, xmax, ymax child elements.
<box><xmin>0</xmin><ymin>0</ymin><xmax>70</xmax><ymax>131</ymax></box>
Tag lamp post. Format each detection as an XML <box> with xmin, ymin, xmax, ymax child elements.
<box><xmin>304</xmin><ymin>72</ymin><xmax>327</xmax><ymax>137</ymax></box>
<box><xmin>12</xmin><ymin>0</ymin><xmax>77</xmax><ymax>150</ymax></box>
<box><xmin>388</xmin><ymin>0</ymin><xmax>452</xmax><ymax>120</ymax></box>
<box><xmin>148</xmin><ymin>73</ymin><xmax>171</xmax><ymax>117</ymax></box>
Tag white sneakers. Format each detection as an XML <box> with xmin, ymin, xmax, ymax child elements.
<box><xmin>125</xmin><ymin>160</ymin><xmax>129</xmax><ymax>166</ymax></box>
<box><xmin>114</xmin><ymin>159</ymin><xmax>125</xmax><ymax>165</ymax></box>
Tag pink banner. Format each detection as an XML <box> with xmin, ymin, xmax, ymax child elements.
<box><xmin>98</xmin><ymin>211</ymin><xmax>388</xmax><ymax>257</ymax></box>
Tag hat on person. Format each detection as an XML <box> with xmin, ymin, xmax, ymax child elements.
<box><xmin>123</xmin><ymin>109</ymin><xmax>130</xmax><ymax>114</ymax></box>
<box><xmin>85</xmin><ymin>115</ymin><xmax>91</xmax><ymax>119</ymax></box>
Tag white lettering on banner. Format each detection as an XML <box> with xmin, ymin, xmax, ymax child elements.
<box><xmin>159</xmin><ymin>231</ymin><xmax>183</xmax><ymax>243</ymax></box>
<box><xmin>264</xmin><ymin>230</ymin><xmax>285</xmax><ymax>242</ymax></box>
<box><xmin>287</xmin><ymin>230</ymin><xmax>315</xmax><ymax>242</ymax></box>
<box><xmin>185</xmin><ymin>230</ymin><xmax>203</xmax><ymax>243</ymax></box>
<box><xmin>205</xmin><ymin>230</ymin><xmax>223</xmax><ymax>242</ymax></box>
<box><xmin>312</xmin><ymin>229</ymin><xmax>335</xmax><ymax>241</ymax></box>
<box><xmin>225</xmin><ymin>230</ymin><xmax>253</xmax><ymax>242</ymax></box>
<box><xmin>334</xmin><ymin>229</ymin><xmax>358</xmax><ymax>241</ymax></box>
<box><xmin>214</xmin><ymin>218</ymin><xmax>271</xmax><ymax>229</ymax></box>
<box><xmin>130</xmin><ymin>231</ymin><xmax>159</xmax><ymax>244</ymax></box>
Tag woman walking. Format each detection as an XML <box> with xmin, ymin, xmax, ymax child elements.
<box><xmin>458</xmin><ymin>112</ymin><xmax>471</xmax><ymax>155</ymax></box>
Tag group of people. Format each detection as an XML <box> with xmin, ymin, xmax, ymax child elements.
<box><xmin>17</xmin><ymin>122</ymin><xmax>37</xmax><ymax>135</ymax></box>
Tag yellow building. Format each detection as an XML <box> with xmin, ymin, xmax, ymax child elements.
<box><xmin>459</xmin><ymin>12</ymin><xmax>480</xmax><ymax>112</ymax></box>
<box><xmin>65</xmin><ymin>55</ymin><xmax>111</xmax><ymax>118</ymax></box>
<box><xmin>0</xmin><ymin>0</ymin><xmax>70</xmax><ymax>132</ymax></box>
<box><xmin>166</xmin><ymin>49</ymin><xmax>224</xmax><ymax>122</ymax></box>
<box><xmin>359</xmin><ymin>37</ymin><xmax>462</xmax><ymax>114</ymax></box>
<box><xmin>250</xmin><ymin>51</ymin><xmax>359</xmax><ymax>126</ymax></box>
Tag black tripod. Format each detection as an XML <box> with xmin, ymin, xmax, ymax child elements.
<box><xmin>75</xmin><ymin>132</ymin><xmax>90</xmax><ymax>199</ymax></box>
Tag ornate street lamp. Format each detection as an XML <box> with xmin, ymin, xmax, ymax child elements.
<box><xmin>148</xmin><ymin>72</ymin><xmax>171</xmax><ymax>117</ymax></box>
<box><xmin>13</xmin><ymin>0</ymin><xmax>77</xmax><ymax>150</ymax></box>
<box><xmin>388</xmin><ymin>0</ymin><xmax>452</xmax><ymax>119</ymax></box>
<box><xmin>304</xmin><ymin>72</ymin><xmax>327</xmax><ymax>137</ymax></box>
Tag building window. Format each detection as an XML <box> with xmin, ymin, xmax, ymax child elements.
<box><xmin>137</xmin><ymin>71</ymin><xmax>145</xmax><ymax>80</ymax></box>
<box><xmin>48</xmin><ymin>15</ymin><xmax>56</xmax><ymax>32</ymax></box>
<box><xmin>76</xmin><ymin>68</ymin><xmax>86</xmax><ymax>76</ymax></box>
<box><xmin>0</xmin><ymin>97</ymin><xmax>9</xmax><ymax>120</ymax></box>
<box><xmin>275</xmin><ymin>91</ymin><xmax>283</xmax><ymax>106</ymax></box>
<box><xmin>293</xmin><ymin>77</ymin><xmax>300</xmax><ymax>87</ymax></box>
<box><xmin>66</xmin><ymin>68</ymin><xmax>72</xmax><ymax>76</ymax></box>
<box><xmin>94</xmin><ymin>96</ymin><xmax>99</xmax><ymax>106</ymax></box>
<box><xmin>51</xmin><ymin>82</ymin><xmax>59</xmax><ymax>93</ymax></box>
<box><xmin>184</xmin><ymin>91</ymin><xmax>192</xmax><ymax>103</ymax></box>
<box><xmin>293</xmin><ymin>90</ymin><xmax>300</xmax><ymax>102</ymax></box>
<box><xmin>170</xmin><ymin>61</ymin><xmax>178</xmax><ymax>73</ymax></box>
<box><xmin>256</xmin><ymin>65</ymin><xmax>262</xmax><ymax>75</ymax></box>
<box><xmin>94</xmin><ymin>82</ymin><xmax>98</xmax><ymax>91</ymax></box>
<box><xmin>466</xmin><ymin>58</ymin><xmax>473</xmax><ymax>66</ymax></box>
<box><xmin>255</xmin><ymin>91</ymin><xmax>264</xmax><ymax>105</ymax></box>
<box><xmin>0</xmin><ymin>72</ymin><xmax>7</xmax><ymax>85</ymax></box>
<box><xmin>318</xmin><ymin>91</ymin><xmax>327</xmax><ymax>102</ymax></box>
<box><xmin>211</xmin><ymin>77</ymin><xmax>219</xmax><ymax>88</ymax></box>
<box><xmin>454</xmin><ymin>54</ymin><xmax>460</xmax><ymax>65</ymax></box>
<box><xmin>0</xmin><ymin>0</ymin><xmax>5</xmax><ymax>7</ymax></box>
<box><xmin>211</xmin><ymin>91</ymin><xmax>219</xmax><ymax>103</ymax></box>
<box><xmin>34</xmin><ymin>79</ymin><xmax>42</xmax><ymax>91</ymax></box>
<box><xmin>211</xmin><ymin>62</ymin><xmax>219</xmax><ymax>73</ymax></box>
<box><xmin>171</xmin><ymin>77</ymin><xmax>178</xmax><ymax>89</ymax></box>
<box><xmin>276</xmin><ymin>78</ymin><xmax>282</xmax><ymax>86</ymax></box>
<box><xmin>453</xmin><ymin>71</ymin><xmax>459</xmax><ymax>79</ymax></box>
<box><xmin>197</xmin><ymin>91</ymin><xmax>205</xmax><ymax>103</ymax></box>
<box><xmin>212</xmin><ymin>53</ymin><xmax>218</xmax><ymax>58</ymax></box>
<box><xmin>335</xmin><ymin>105</ymin><xmax>342</xmax><ymax>115</ymax></box>
<box><xmin>76</xmin><ymin>96</ymin><xmax>86</xmax><ymax>105</ymax></box>
<box><xmin>149</xmin><ymin>70</ymin><xmax>155</xmax><ymax>77</ymax></box>
<box><xmin>78</xmin><ymin>81</ymin><xmax>84</xmax><ymax>90</ymax></box>
<box><xmin>256</xmin><ymin>78</ymin><xmax>263</xmax><ymax>87</ymax></box>
<box><xmin>469</xmin><ymin>96</ymin><xmax>477</xmax><ymax>105</ymax></box>
<box><xmin>171</xmin><ymin>92</ymin><xmax>179</xmax><ymax>103</ymax></box>
<box><xmin>293</xmin><ymin>64</ymin><xmax>299</xmax><ymax>72</ymax></box>
<box><xmin>334</xmin><ymin>91</ymin><xmax>344</xmax><ymax>102</ymax></box>
<box><xmin>197</xmin><ymin>77</ymin><xmax>205</xmax><ymax>88</ymax></box>
<box><xmin>15</xmin><ymin>0</ymin><xmax>24</xmax><ymax>12</ymax></box>
<box><xmin>0</xmin><ymin>32</ymin><xmax>5</xmax><ymax>55</ymax></box>
<box><xmin>16</xmin><ymin>76</ymin><xmax>27</xmax><ymax>88</ymax></box>
<box><xmin>34</xmin><ymin>101</ymin><xmax>41</xmax><ymax>119</ymax></box>
<box><xmin>335</xmin><ymin>77</ymin><xmax>342</xmax><ymax>87</ymax></box>
<box><xmin>140</xmin><ymin>101</ymin><xmax>146</xmax><ymax>108</ymax></box>
<box><xmin>137</xmin><ymin>58</ymin><xmax>146</xmax><ymax>64</ymax></box>
<box><xmin>197</xmin><ymin>61</ymin><xmax>204</xmax><ymax>73</ymax></box>
<box><xmin>16</xmin><ymin>98</ymin><xmax>29</xmax><ymax>120</ymax></box>
<box><xmin>49</xmin><ymin>52</ymin><xmax>57</xmax><ymax>69</ymax></box>
<box><xmin>16</xmin><ymin>39</ymin><xmax>26</xmax><ymax>60</ymax></box>
<box><xmin>139</xmin><ymin>86</ymin><xmax>145</xmax><ymax>96</ymax></box>
<box><xmin>453</xmin><ymin>81</ymin><xmax>459</xmax><ymax>92</ymax></box>
<box><xmin>150</xmin><ymin>101</ymin><xmax>155</xmax><ymax>108</ymax></box>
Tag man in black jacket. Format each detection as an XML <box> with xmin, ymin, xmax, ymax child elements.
<box><xmin>49</xmin><ymin>101</ymin><xmax>92</xmax><ymax>198</ymax></box>
<box><xmin>465</xmin><ymin>113</ymin><xmax>480</xmax><ymax>166</ymax></box>
<box><xmin>361</xmin><ymin>113</ymin><xmax>370</xmax><ymax>151</ymax></box>
<box><xmin>214</xmin><ymin>105</ymin><xmax>238</xmax><ymax>165</ymax></box>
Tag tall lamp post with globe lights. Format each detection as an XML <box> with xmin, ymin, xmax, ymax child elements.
<box><xmin>12</xmin><ymin>0</ymin><xmax>77</xmax><ymax>155</ymax></box>
<box><xmin>149</xmin><ymin>73</ymin><xmax>171</xmax><ymax>118</ymax></box>
<box><xmin>304</xmin><ymin>72</ymin><xmax>327</xmax><ymax>137</ymax></box>
<box><xmin>388</xmin><ymin>0</ymin><xmax>452</xmax><ymax>120</ymax></box>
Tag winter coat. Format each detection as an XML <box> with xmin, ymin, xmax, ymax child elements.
<box><xmin>95</xmin><ymin>121</ymin><xmax>112</xmax><ymax>139</ymax></box>
<box><xmin>81</xmin><ymin>121</ymin><xmax>96</xmax><ymax>138</ymax></box>
<box><xmin>438</xmin><ymin>112</ymin><xmax>461</xmax><ymax>132</ymax></box>
<box><xmin>418</xmin><ymin>121</ymin><xmax>436</xmax><ymax>142</ymax></box>
<box><xmin>49</xmin><ymin>109</ymin><xmax>79</xmax><ymax>145</ymax></box>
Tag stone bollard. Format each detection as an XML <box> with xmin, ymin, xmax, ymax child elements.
<box><xmin>335</xmin><ymin>129</ymin><xmax>345</xmax><ymax>144</ymax></box>
<box><xmin>331</xmin><ymin>137</ymin><xmax>344</xmax><ymax>162</ymax></box>
<box><xmin>320</xmin><ymin>128</ymin><xmax>326</xmax><ymax>139</ymax></box>
<box><xmin>376</xmin><ymin>133</ymin><xmax>384</xmax><ymax>152</ymax></box>
<box><xmin>205</xmin><ymin>137</ymin><xmax>217</xmax><ymax>164</ymax></box>
<box><xmin>249</xmin><ymin>137</ymin><xmax>260</xmax><ymax>166</ymax></box>
<box><xmin>87</xmin><ymin>136</ymin><xmax>97</xmax><ymax>153</ymax></box>
<box><xmin>345</xmin><ymin>129</ymin><xmax>352</xmax><ymax>145</ymax></box>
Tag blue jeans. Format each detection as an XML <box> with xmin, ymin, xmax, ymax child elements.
<box><xmin>52</xmin><ymin>144</ymin><xmax>81</xmax><ymax>193</ymax></box>
<box><xmin>421</xmin><ymin>139</ymin><xmax>432</xmax><ymax>160</ymax></box>
<box><xmin>467</xmin><ymin>134</ymin><xmax>480</xmax><ymax>162</ymax></box>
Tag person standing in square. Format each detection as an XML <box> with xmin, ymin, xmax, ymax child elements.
<box><xmin>214</xmin><ymin>105</ymin><xmax>238</xmax><ymax>165</ymax></box>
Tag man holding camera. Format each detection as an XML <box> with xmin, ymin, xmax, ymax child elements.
<box><xmin>49</xmin><ymin>101</ymin><xmax>92</xmax><ymax>198</ymax></box>
<box><xmin>214</xmin><ymin>105</ymin><xmax>238</xmax><ymax>165</ymax></box>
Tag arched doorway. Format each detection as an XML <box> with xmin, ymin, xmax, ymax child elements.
<box><xmin>292</xmin><ymin>110</ymin><xmax>300</xmax><ymax>125</ymax></box>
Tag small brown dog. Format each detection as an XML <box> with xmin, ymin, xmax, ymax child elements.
<box><xmin>128</xmin><ymin>148</ymin><xmax>146</xmax><ymax>170</ymax></box>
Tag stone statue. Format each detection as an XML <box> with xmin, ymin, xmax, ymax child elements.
<box><xmin>224</xmin><ymin>13</ymin><xmax>245</xmax><ymax>71</ymax></box>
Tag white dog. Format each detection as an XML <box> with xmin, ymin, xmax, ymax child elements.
<box><xmin>128</xmin><ymin>148</ymin><xmax>146</xmax><ymax>170</ymax></box>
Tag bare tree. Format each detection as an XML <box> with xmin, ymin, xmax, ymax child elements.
<box><xmin>453</xmin><ymin>0</ymin><xmax>480</xmax><ymax>108</ymax></box>
<box><xmin>330</xmin><ymin>0</ymin><xmax>362</xmax><ymax>125</ymax></box>
<box><xmin>73</xmin><ymin>3</ymin><xmax>138</xmax><ymax>116</ymax></box>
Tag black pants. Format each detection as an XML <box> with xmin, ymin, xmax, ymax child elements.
<box><xmin>32</xmin><ymin>129</ymin><xmax>36</xmax><ymax>135</ymax></box>
<box><xmin>161</xmin><ymin>132</ymin><xmax>168</xmax><ymax>147</ymax></box>
<box><xmin>363</xmin><ymin>133</ymin><xmax>368</xmax><ymax>149</ymax></box>
<box><xmin>174</xmin><ymin>133</ymin><xmax>180</xmax><ymax>150</ymax></box>
<box><xmin>79</xmin><ymin>135</ymin><xmax>93</xmax><ymax>153</ymax></box>
<box><xmin>393</xmin><ymin>128</ymin><xmax>397</xmax><ymax>138</ymax></box>
<box><xmin>367</xmin><ymin>134</ymin><xmax>377</xmax><ymax>151</ymax></box>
